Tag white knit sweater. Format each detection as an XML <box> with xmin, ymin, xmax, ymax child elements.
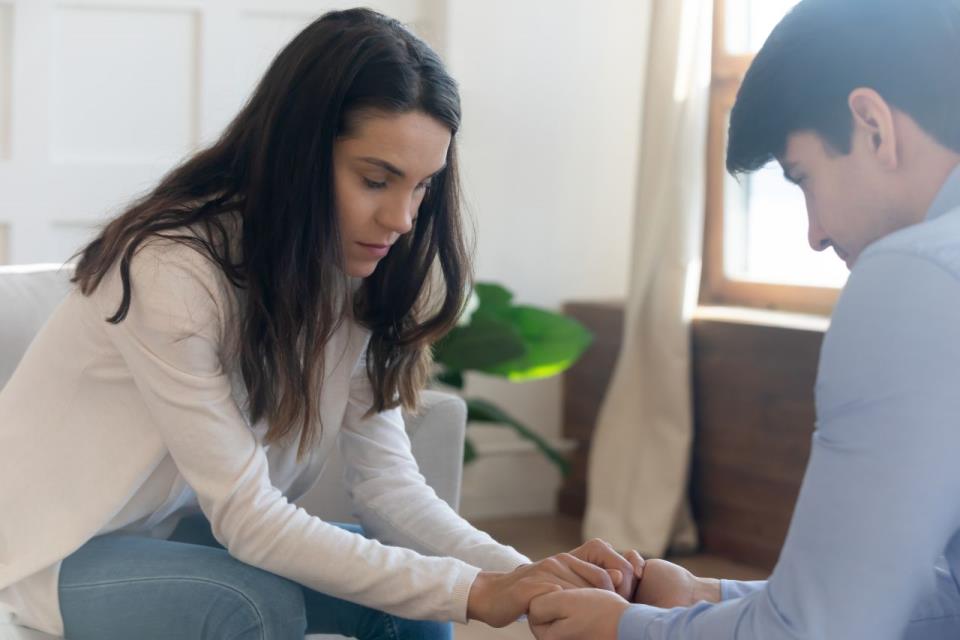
<box><xmin>0</xmin><ymin>238</ymin><xmax>528</xmax><ymax>636</ymax></box>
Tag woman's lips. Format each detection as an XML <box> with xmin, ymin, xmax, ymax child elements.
<box><xmin>357</xmin><ymin>242</ymin><xmax>390</xmax><ymax>258</ymax></box>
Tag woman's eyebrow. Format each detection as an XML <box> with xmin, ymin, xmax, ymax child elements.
<box><xmin>360</xmin><ymin>157</ymin><xmax>447</xmax><ymax>180</ymax></box>
<box><xmin>361</xmin><ymin>157</ymin><xmax>405</xmax><ymax>177</ymax></box>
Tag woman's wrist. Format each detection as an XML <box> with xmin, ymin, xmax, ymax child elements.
<box><xmin>466</xmin><ymin>571</ymin><xmax>496</xmax><ymax>621</ymax></box>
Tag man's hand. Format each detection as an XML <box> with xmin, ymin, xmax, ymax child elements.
<box><xmin>633</xmin><ymin>558</ymin><xmax>721</xmax><ymax>608</ymax></box>
<box><xmin>567</xmin><ymin>539</ymin><xmax>645</xmax><ymax>600</ymax></box>
<box><xmin>466</xmin><ymin>553</ymin><xmax>624</xmax><ymax>628</ymax></box>
<box><xmin>528</xmin><ymin>589</ymin><xmax>629</xmax><ymax>640</ymax></box>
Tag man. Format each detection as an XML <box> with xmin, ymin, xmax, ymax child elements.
<box><xmin>527</xmin><ymin>0</ymin><xmax>960</xmax><ymax>638</ymax></box>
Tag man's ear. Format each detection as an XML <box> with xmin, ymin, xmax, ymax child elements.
<box><xmin>848</xmin><ymin>88</ymin><xmax>899</xmax><ymax>170</ymax></box>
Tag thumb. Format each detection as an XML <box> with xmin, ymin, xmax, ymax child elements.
<box><xmin>627</xmin><ymin>550</ymin><xmax>645</xmax><ymax>580</ymax></box>
<box><xmin>528</xmin><ymin>590</ymin><xmax>572</xmax><ymax>625</ymax></box>
<box><xmin>608</xmin><ymin>569</ymin><xmax>623</xmax><ymax>588</ymax></box>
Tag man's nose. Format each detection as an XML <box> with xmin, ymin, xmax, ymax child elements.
<box><xmin>808</xmin><ymin>214</ymin><xmax>830</xmax><ymax>252</ymax></box>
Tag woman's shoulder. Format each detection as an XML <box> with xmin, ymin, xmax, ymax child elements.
<box><xmin>87</xmin><ymin>228</ymin><xmax>241</xmax><ymax>342</ymax></box>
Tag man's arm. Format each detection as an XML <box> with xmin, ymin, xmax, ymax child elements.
<box><xmin>533</xmin><ymin>250</ymin><xmax>960</xmax><ymax>640</ymax></box>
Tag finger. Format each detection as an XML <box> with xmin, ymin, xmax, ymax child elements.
<box><xmin>608</xmin><ymin>569</ymin><xmax>623</xmax><ymax>587</ymax></box>
<box><xmin>533</xmin><ymin>556</ymin><xmax>599</xmax><ymax>590</ymax></box>
<box><xmin>528</xmin><ymin>621</ymin><xmax>548</xmax><ymax>640</ymax></box>
<box><xmin>626</xmin><ymin>550</ymin><xmax>645</xmax><ymax>580</ymax></box>
<box><xmin>576</xmin><ymin>540</ymin><xmax>636</xmax><ymax>593</ymax></box>
<box><xmin>555</xmin><ymin>554</ymin><xmax>616</xmax><ymax>591</ymax></box>
<box><xmin>518</xmin><ymin>577</ymin><xmax>572</xmax><ymax>603</ymax></box>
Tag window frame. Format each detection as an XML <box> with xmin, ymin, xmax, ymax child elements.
<box><xmin>700</xmin><ymin>0</ymin><xmax>840</xmax><ymax>315</ymax></box>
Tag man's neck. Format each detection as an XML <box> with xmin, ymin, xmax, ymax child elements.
<box><xmin>912</xmin><ymin>155</ymin><xmax>960</xmax><ymax>222</ymax></box>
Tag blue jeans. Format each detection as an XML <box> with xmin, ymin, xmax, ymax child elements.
<box><xmin>58</xmin><ymin>515</ymin><xmax>453</xmax><ymax>640</ymax></box>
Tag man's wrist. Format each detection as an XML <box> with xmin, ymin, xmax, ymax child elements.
<box><xmin>693</xmin><ymin>577</ymin><xmax>722</xmax><ymax>604</ymax></box>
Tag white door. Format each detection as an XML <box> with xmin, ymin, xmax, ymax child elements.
<box><xmin>0</xmin><ymin>0</ymin><xmax>441</xmax><ymax>265</ymax></box>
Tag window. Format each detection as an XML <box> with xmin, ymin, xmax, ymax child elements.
<box><xmin>702</xmin><ymin>0</ymin><xmax>845</xmax><ymax>314</ymax></box>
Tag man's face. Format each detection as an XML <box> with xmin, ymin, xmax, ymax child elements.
<box><xmin>779</xmin><ymin>131</ymin><xmax>904</xmax><ymax>270</ymax></box>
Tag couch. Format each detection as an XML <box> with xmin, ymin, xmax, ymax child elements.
<box><xmin>0</xmin><ymin>264</ymin><xmax>467</xmax><ymax>640</ymax></box>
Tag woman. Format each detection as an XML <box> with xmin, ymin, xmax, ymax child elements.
<box><xmin>0</xmin><ymin>8</ymin><xmax>638</xmax><ymax>640</ymax></box>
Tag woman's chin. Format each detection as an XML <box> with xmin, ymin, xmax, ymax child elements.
<box><xmin>345</xmin><ymin>261</ymin><xmax>379</xmax><ymax>279</ymax></box>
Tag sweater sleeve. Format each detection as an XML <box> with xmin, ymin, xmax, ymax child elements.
<box><xmin>90</xmin><ymin>240</ymin><xmax>480</xmax><ymax>622</ymax></box>
<box><xmin>338</xmin><ymin>363</ymin><xmax>530</xmax><ymax>575</ymax></box>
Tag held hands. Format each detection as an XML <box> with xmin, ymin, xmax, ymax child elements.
<box><xmin>466</xmin><ymin>539</ymin><xmax>643</xmax><ymax>628</ymax></box>
<box><xmin>527</xmin><ymin>558</ymin><xmax>722</xmax><ymax>640</ymax></box>
<box><xmin>568</xmin><ymin>538</ymin><xmax>645</xmax><ymax>600</ymax></box>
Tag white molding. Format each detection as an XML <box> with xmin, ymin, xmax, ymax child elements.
<box><xmin>459</xmin><ymin>425</ymin><xmax>570</xmax><ymax>520</ymax></box>
<box><xmin>0</xmin><ymin>4</ymin><xmax>11</xmax><ymax>160</ymax></box>
<box><xmin>0</xmin><ymin>224</ymin><xmax>8</xmax><ymax>264</ymax></box>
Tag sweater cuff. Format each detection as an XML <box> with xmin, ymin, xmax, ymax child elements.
<box><xmin>450</xmin><ymin>563</ymin><xmax>483</xmax><ymax>624</ymax></box>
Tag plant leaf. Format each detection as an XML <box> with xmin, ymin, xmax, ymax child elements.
<box><xmin>434</xmin><ymin>370</ymin><xmax>465</xmax><ymax>390</ymax></box>
<box><xmin>466</xmin><ymin>398</ymin><xmax>570</xmax><ymax>476</ymax></box>
<box><xmin>463</xmin><ymin>436</ymin><xmax>478</xmax><ymax>465</ymax></box>
<box><xmin>476</xmin><ymin>306</ymin><xmax>593</xmax><ymax>381</ymax></box>
<box><xmin>474</xmin><ymin>283</ymin><xmax>513</xmax><ymax>316</ymax></box>
<box><xmin>433</xmin><ymin>315</ymin><xmax>526</xmax><ymax>371</ymax></box>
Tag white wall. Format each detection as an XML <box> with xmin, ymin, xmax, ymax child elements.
<box><xmin>0</xmin><ymin>0</ymin><xmax>649</xmax><ymax>517</ymax></box>
<box><xmin>441</xmin><ymin>1</ymin><xmax>650</xmax><ymax>516</ymax></box>
<box><xmin>0</xmin><ymin>0</ymin><xmax>428</xmax><ymax>265</ymax></box>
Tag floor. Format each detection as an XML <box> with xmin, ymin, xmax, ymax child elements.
<box><xmin>456</xmin><ymin>514</ymin><xmax>769</xmax><ymax>640</ymax></box>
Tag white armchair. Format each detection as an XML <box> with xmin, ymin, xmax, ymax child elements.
<box><xmin>0</xmin><ymin>264</ymin><xmax>467</xmax><ymax>640</ymax></box>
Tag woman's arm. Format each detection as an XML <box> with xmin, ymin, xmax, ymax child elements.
<box><xmin>337</xmin><ymin>378</ymin><xmax>530</xmax><ymax>572</ymax></box>
<box><xmin>93</xmin><ymin>241</ymin><xmax>482</xmax><ymax>623</ymax></box>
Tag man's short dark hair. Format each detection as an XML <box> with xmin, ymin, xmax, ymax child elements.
<box><xmin>727</xmin><ymin>0</ymin><xmax>960</xmax><ymax>175</ymax></box>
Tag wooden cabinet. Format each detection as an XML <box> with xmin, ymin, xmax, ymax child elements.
<box><xmin>559</xmin><ymin>302</ymin><xmax>822</xmax><ymax>570</ymax></box>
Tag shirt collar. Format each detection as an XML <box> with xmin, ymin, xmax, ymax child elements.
<box><xmin>926</xmin><ymin>163</ymin><xmax>960</xmax><ymax>221</ymax></box>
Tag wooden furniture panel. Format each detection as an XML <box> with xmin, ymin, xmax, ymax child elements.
<box><xmin>690</xmin><ymin>318</ymin><xmax>821</xmax><ymax>569</ymax></box>
<box><xmin>558</xmin><ymin>301</ymin><xmax>823</xmax><ymax>571</ymax></box>
<box><xmin>558</xmin><ymin>302</ymin><xmax>624</xmax><ymax>517</ymax></box>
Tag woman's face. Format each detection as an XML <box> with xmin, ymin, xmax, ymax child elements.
<box><xmin>332</xmin><ymin>109</ymin><xmax>451</xmax><ymax>278</ymax></box>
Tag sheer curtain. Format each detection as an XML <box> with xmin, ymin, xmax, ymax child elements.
<box><xmin>584</xmin><ymin>0</ymin><xmax>714</xmax><ymax>556</ymax></box>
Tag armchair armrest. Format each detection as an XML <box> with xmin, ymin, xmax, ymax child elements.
<box><xmin>295</xmin><ymin>389</ymin><xmax>466</xmax><ymax>521</ymax></box>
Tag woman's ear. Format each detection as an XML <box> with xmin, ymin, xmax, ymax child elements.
<box><xmin>848</xmin><ymin>87</ymin><xmax>899</xmax><ymax>171</ymax></box>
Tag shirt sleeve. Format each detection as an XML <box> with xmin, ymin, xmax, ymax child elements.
<box><xmin>720</xmin><ymin>580</ymin><xmax>766</xmax><ymax>601</ymax></box>
<box><xmin>91</xmin><ymin>240</ymin><xmax>480</xmax><ymax>623</ymax></box>
<box><xmin>338</xmin><ymin>360</ymin><xmax>531</xmax><ymax>573</ymax></box>
<box><xmin>618</xmin><ymin>250</ymin><xmax>960</xmax><ymax>639</ymax></box>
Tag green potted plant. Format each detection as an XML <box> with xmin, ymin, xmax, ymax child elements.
<box><xmin>433</xmin><ymin>283</ymin><xmax>594</xmax><ymax>475</ymax></box>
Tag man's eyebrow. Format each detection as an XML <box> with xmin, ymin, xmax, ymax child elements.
<box><xmin>359</xmin><ymin>157</ymin><xmax>448</xmax><ymax>181</ymax></box>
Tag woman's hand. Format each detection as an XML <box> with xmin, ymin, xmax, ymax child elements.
<box><xmin>632</xmin><ymin>558</ymin><xmax>721</xmax><ymax>608</ymax></box>
<box><xmin>466</xmin><ymin>553</ymin><xmax>624</xmax><ymax>627</ymax></box>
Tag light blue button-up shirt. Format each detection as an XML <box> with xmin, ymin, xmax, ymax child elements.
<box><xmin>619</xmin><ymin>164</ymin><xmax>960</xmax><ymax>640</ymax></box>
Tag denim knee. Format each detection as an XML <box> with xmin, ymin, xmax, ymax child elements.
<box><xmin>207</xmin><ymin>568</ymin><xmax>307</xmax><ymax>640</ymax></box>
<box><xmin>385</xmin><ymin>617</ymin><xmax>453</xmax><ymax>640</ymax></box>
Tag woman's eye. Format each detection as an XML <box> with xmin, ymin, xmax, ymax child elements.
<box><xmin>415</xmin><ymin>179</ymin><xmax>433</xmax><ymax>192</ymax></box>
<box><xmin>362</xmin><ymin>177</ymin><xmax>387</xmax><ymax>190</ymax></box>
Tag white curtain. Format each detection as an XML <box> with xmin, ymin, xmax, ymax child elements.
<box><xmin>584</xmin><ymin>0</ymin><xmax>714</xmax><ymax>556</ymax></box>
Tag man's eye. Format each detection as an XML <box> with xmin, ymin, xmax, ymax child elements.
<box><xmin>362</xmin><ymin>177</ymin><xmax>387</xmax><ymax>190</ymax></box>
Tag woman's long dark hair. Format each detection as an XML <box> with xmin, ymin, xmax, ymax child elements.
<box><xmin>73</xmin><ymin>8</ymin><xmax>470</xmax><ymax>458</ymax></box>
